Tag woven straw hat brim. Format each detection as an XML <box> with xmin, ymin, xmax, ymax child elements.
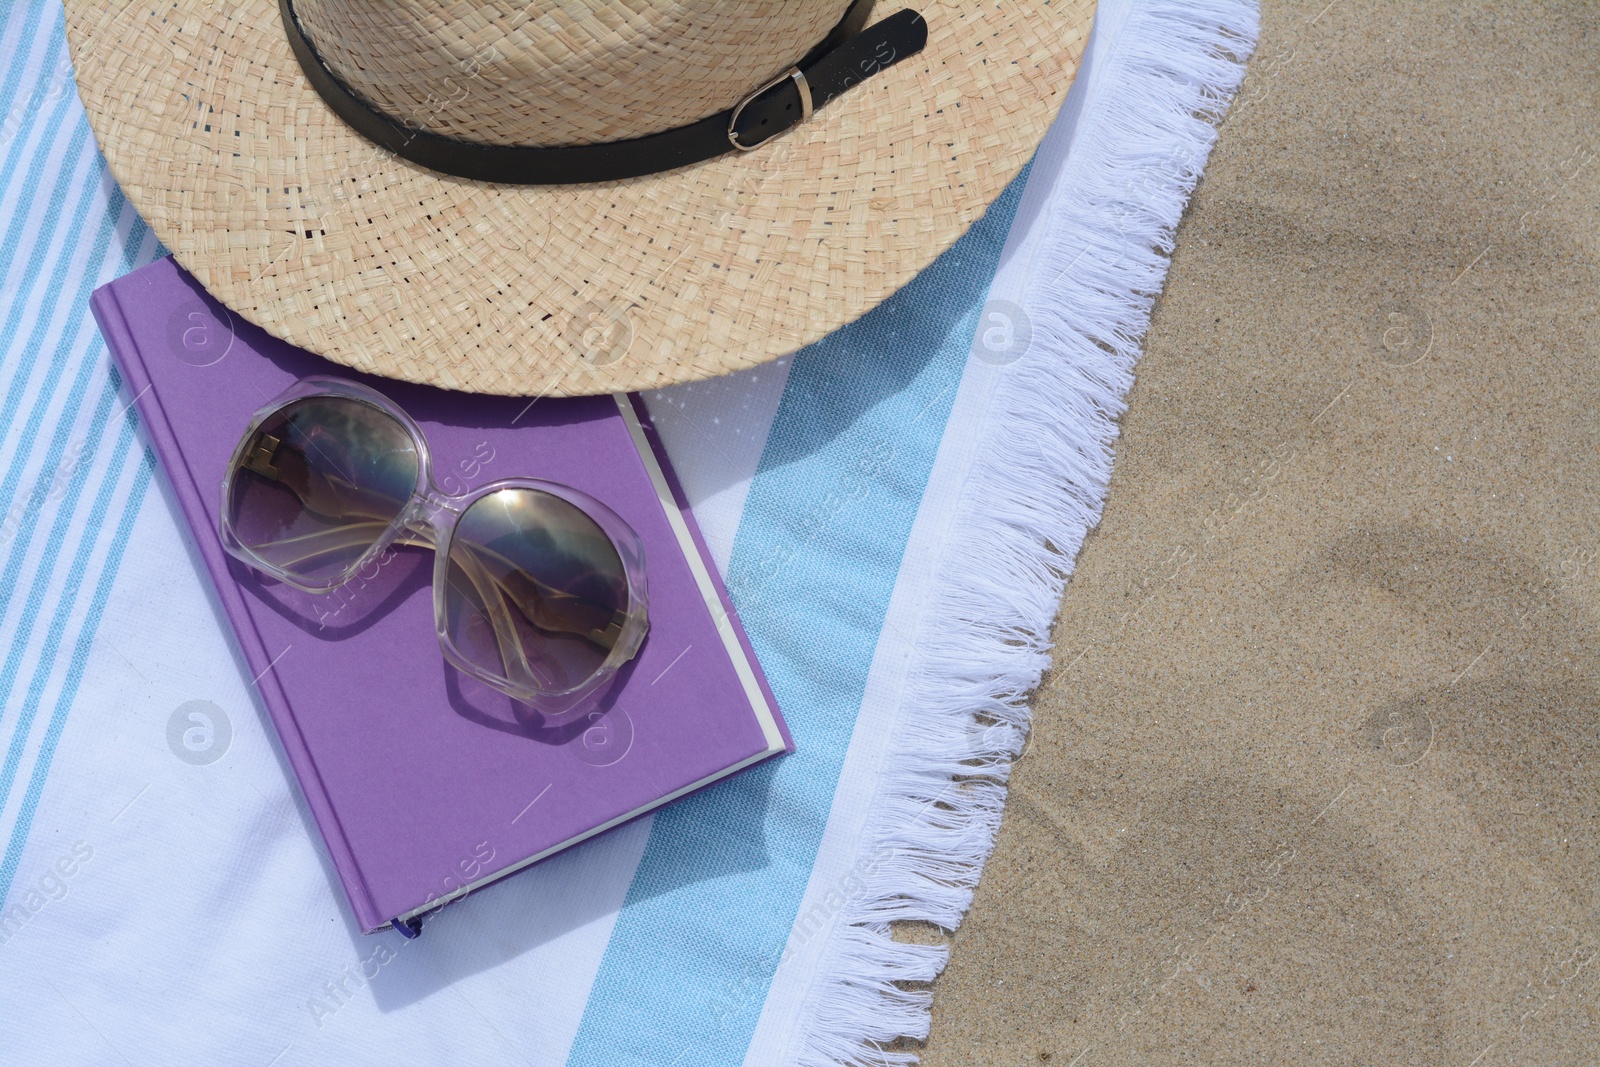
<box><xmin>66</xmin><ymin>2</ymin><xmax>1094</xmax><ymax>397</ymax></box>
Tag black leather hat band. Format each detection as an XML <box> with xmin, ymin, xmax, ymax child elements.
<box><xmin>280</xmin><ymin>0</ymin><xmax>928</xmax><ymax>185</ymax></box>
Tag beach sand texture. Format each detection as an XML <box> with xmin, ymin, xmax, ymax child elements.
<box><xmin>918</xmin><ymin>2</ymin><xmax>1600</xmax><ymax>1063</ymax></box>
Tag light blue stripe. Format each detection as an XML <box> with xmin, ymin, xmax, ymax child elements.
<box><xmin>0</xmin><ymin>149</ymin><xmax>124</xmax><ymax>528</ymax></box>
<box><xmin>567</xmin><ymin>169</ymin><xmax>1030</xmax><ymax>1067</ymax></box>
<box><xmin>0</xmin><ymin>110</ymin><xmax>98</xmax><ymax>519</ymax></box>
<box><xmin>0</xmin><ymin>96</ymin><xmax>96</xmax><ymax>376</ymax></box>
<box><xmin>0</xmin><ymin>2</ymin><xmax>52</xmax><ymax>159</ymax></box>
<box><xmin>0</xmin><ymin>64</ymin><xmax>142</xmax><ymax>663</ymax></box>
<box><xmin>0</xmin><ymin>14</ymin><xmax>70</xmax><ymax>301</ymax></box>
<box><xmin>0</xmin><ymin>176</ymin><xmax>134</xmax><ymax>738</ymax></box>
<box><xmin>0</xmin><ymin>196</ymin><xmax>147</xmax><ymax>805</ymax></box>
<box><xmin>0</xmin><ymin>428</ymin><xmax>152</xmax><ymax>907</ymax></box>
<box><xmin>0</xmin><ymin>4</ymin><xmax>157</xmax><ymax>889</ymax></box>
<box><xmin>0</xmin><ymin>373</ymin><xmax>121</xmax><ymax>820</ymax></box>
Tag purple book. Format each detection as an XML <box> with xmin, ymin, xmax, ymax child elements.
<box><xmin>91</xmin><ymin>257</ymin><xmax>791</xmax><ymax>933</ymax></box>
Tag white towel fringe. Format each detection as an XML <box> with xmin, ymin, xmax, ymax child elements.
<box><xmin>788</xmin><ymin>3</ymin><xmax>1259</xmax><ymax>1063</ymax></box>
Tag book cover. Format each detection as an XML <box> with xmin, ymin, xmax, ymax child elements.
<box><xmin>91</xmin><ymin>257</ymin><xmax>791</xmax><ymax>933</ymax></box>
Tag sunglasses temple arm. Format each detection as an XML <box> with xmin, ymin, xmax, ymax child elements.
<box><xmin>466</xmin><ymin>542</ymin><xmax>628</xmax><ymax>644</ymax></box>
<box><xmin>448</xmin><ymin>543</ymin><xmax>544</xmax><ymax>694</ymax></box>
<box><xmin>246</xmin><ymin>523</ymin><xmax>541</xmax><ymax>695</ymax></box>
<box><xmin>247</xmin><ymin>521</ymin><xmax>424</xmax><ymax>568</ymax></box>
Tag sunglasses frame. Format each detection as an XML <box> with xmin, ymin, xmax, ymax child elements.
<box><xmin>219</xmin><ymin>376</ymin><xmax>649</xmax><ymax>713</ymax></box>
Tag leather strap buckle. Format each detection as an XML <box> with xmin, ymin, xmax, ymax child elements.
<box><xmin>283</xmin><ymin>0</ymin><xmax>926</xmax><ymax>184</ymax></box>
<box><xmin>728</xmin><ymin>68</ymin><xmax>813</xmax><ymax>152</ymax></box>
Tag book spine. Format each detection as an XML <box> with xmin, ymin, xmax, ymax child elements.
<box><xmin>90</xmin><ymin>279</ymin><xmax>385</xmax><ymax>931</ymax></box>
<box><xmin>622</xmin><ymin>393</ymin><xmax>792</xmax><ymax>752</ymax></box>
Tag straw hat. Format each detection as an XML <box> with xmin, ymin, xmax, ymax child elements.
<box><xmin>66</xmin><ymin>1</ymin><xmax>1094</xmax><ymax>396</ymax></box>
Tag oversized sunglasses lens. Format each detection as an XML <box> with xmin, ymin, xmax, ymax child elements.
<box><xmin>226</xmin><ymin>396</ymin><xmax>419</xmax><ymax>583</ymax></box>
<box><xmin>443</xmin><ymin>488</ymin><xmax>630</xmax><ymax>696</ymax></box>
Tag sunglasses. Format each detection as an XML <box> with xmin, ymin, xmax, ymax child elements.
<box><xmin>219</xmin><ymin>376</ymin><xmax>649</xmax><ymax>712</ymax></box>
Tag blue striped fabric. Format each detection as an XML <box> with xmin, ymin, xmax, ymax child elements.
<box><xmin>567</xmin><ymin>174</ymin><xmax>1029</xmax><ymax>1067</ymax></box>
<box><xmin>0</xmin><ymin>1</ymin><xmax>161</xmax><ymax>909</ymax></box>
<box><xmin>0</xmin><ymin>10</ymin><xmax>1037</xmax><ymax>1063</ymax></box>
<box><xmin>0</xmin><ymin>4</ymin><xmax>1265</xmax><ymax>1065</ymax></box>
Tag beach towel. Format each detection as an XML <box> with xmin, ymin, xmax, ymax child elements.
<box><xmin>0</xmin><ymin>2</ymin><xmax>1256</xmax><ymax>1063</ymax></box>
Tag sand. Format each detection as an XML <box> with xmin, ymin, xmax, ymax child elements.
<box><xmin>914</xmin><ymin>1</ymin><xmax>1600</xmax><ymax>1063</ymax></box>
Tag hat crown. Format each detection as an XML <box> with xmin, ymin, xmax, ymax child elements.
<box><xmin>293</xmin><ymin>0</ymin><xmax>856</xmax><ymax>149</ymax></box>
